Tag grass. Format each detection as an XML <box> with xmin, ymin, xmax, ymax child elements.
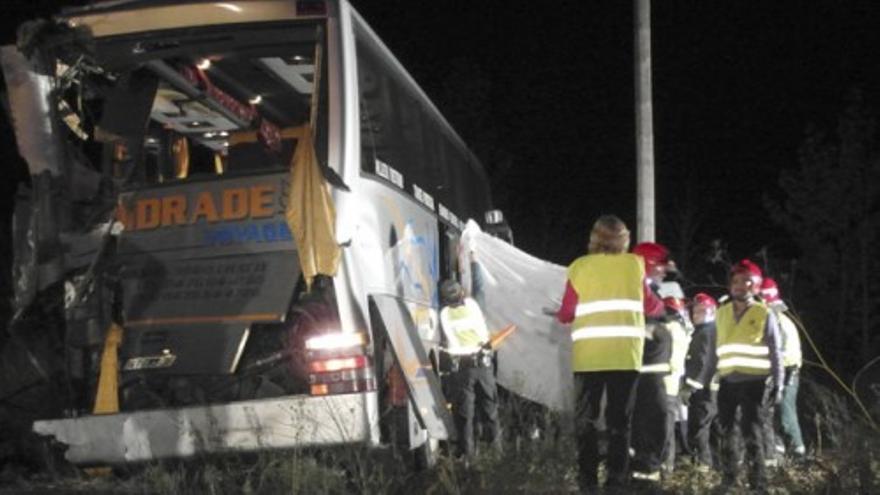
<box><xmin>1</xmin><ymin>376</ymin><xmax>878</xmax><ymax>494</ymax></box>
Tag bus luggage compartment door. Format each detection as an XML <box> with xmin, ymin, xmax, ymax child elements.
<box><xmin>370</xmin><ymin>294</ymin><xmax>454</xmax><ymax>441</ymax></box>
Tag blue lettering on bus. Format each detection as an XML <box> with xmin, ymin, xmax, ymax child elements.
<box><xmin>204</xmin><ymin>221</ymin><xmax>294</xmax><ymax>246</ymax></box>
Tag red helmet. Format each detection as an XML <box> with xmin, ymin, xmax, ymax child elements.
<box><xmin>632</xmin><ymin>242</ymin><xmax>671</xmax><ymax>269</ymax></box>
<box><xmin>760</xmin><ymin>277</ymin><xmax>782</xmax><ymax>304</ymax></box>
<box><xmin>730</xmin><ymin>258</ymin><xmax>763</xmax><ymax>286</ymax></box>
<box><xmin>691</xmin><ymin>292</ymin><xmax>718</xmax><ymax>309</ymax></box>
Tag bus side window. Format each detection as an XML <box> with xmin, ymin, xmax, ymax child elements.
<box><xmin>445</xmin><ymin>138</ymin><xmax>467</xmax><ymax>217</ymax></box>
<box><xmin>425</xmin><ymin>120</ymin><xmax>449</xmax><ymax>207</ymax></box>
<box><xmin>438</xmin><ymin>226</ymin><xmax>459</xmax><ymax>283</ymax></box>
<box><xmin>356</xmin><ymin>34</ymin><xmax>436</xmax><ymax>195</ymax></box>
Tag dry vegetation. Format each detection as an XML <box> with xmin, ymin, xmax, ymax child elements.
<box><xmin>0</xmin><ymin>377</ymin><xmax>877</xmax><ymax>494</ymax></box>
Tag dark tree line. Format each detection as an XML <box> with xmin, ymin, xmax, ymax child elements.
<box><xmin>766</xmin><ymin>89</ymin><xmax>880</xmax><ymax>376</ymax></box>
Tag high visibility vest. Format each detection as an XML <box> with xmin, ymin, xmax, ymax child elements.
<box><xmin>779</xmin><ymin>312</ymin><xmax>802</xmax><ymax>368</ymax></box>
<box><xmin>663</xmin><ymin>319</ymin><xmax>690</xmax><ymax>396</ymax></box>
<box><xmin>440</xmin><ymin>297</ymin><xmax>490</xmax><ymax>355</ymax></box>
<box><xmin>716</xmin><ymin>302</ymin><xmax>771</xmax><ymax>377</ymax></box>
<box><xmin>567</xmin><ymin>253</ymin><xmax>645</xmax><ymax>372</ymax></box>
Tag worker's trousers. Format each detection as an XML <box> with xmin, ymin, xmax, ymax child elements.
<box><xmin>663</xmin><ymin>394</ymin><xmax>687</xmax><ymax>471</ymax></box>
<box><xmin>778</xmin><ymin>367</ymin><xmax>805</xmax><ymax>452</ymax></box>
<box><xmin>718</xmin><ymin>378</ymin><xmax>771</xmax><ymax>490</ymax></box>
<box><xmin>763</xmin><ymin>397</ymin><xmax>778</xmax><ymax>463</ymax></box>
<box><xmin>451</xmin><ymin>365</ymin><xmax>500</xmax><ymax>458</ymax></box>
<box><xmin>687</xmin><ymin>388</ymin><xmax>718</xmax><ymax>467</ymax></box>
<box><xmin>573</xmin><ymin>370</ymin><xmax>639</xmax><ymax>489</ymax></box>
<box><xmin>632</xmin><ymin>372</ymin><xmax>670</xmax><ymax>474</ymax></box>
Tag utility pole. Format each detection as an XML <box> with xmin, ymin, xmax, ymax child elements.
<box><xmin>635</xmin><ymin>0</ymin><xmax>655</xmax><ymax>242</ymax></box>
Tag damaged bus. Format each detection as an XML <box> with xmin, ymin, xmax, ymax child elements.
<box><xmin>0</xmin><ymin>0</ymin><xmax>498</xmax><ymax>466</ymax></box>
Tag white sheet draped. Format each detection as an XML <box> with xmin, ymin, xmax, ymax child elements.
<box><xmin>461</xmin><ymin>220</ymin><xmax>573</xmax><ymax>411</ymax></box>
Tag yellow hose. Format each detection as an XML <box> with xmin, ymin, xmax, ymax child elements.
<box><xmin>788</xmin><ymin>311</ymin><xmax>878</xmax><ymax>430</ymax></box>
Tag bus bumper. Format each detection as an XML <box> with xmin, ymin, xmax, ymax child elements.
<box><xmin>33</xmin><ymin>392</ymin><xmax>380</xmax><ymax>465</ymax></box>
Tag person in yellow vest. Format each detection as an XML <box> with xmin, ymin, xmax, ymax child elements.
<box><xmin>715</xmin><ymin>259</ymin><xmax>784</xmax><ymax>492</ymax></box>
<box><xmin>760</xmin><ymin>277</ymin><xmax>806</xmax><ymax>458</ymax></box>
<box><xmin>439</xmin><ymin>279</ymin><xmax>500</xmax><ymax>460</ymax></box>
<box><xmin>556</xmin><ymin>215</ymin><xmax>665</xmax><ymax>491</ymax></box>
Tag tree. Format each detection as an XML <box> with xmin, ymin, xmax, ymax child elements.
<box><xmin>766</xmin><ymin>89</ymin><xmax>880</xmax><ymax>373</ymax></box>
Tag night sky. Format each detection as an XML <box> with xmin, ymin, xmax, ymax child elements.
<box><xmin>2</xmin><ymin>1</ymin><xmax>880</xmax><ymax>269</ymax></box>
<box><xmin>350</xmin><ymin>0</ymin><xmax>880</xmax><ymax>268</ymax></box>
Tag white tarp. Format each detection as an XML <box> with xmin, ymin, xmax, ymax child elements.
<box><xmin>460</xmin><ymin>221</ymin><xmax>573</xmax><ymax>411</ymax></box>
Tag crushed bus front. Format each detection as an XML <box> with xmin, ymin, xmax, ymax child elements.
<box><xmin>2</xmin><ymin>0</ymin><xmax>458</xmax><ymax>466</ymax></box>
<box><xmin>2</xmin><ymin>0</ymin><xmax>382</xmax><ymax>463</ymax></box>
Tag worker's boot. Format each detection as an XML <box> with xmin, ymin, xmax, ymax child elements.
<box><xmin>747</xmin><ymin>464</ymin><xmax>768</xmax><ymax>494</ymax></box>
<box><xmin>720</xmin><ymin>471</ymin><xmax>738</xmax><ymax>491</ymax></box>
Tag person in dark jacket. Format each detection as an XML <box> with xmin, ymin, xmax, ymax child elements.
<box><xmin>630</xmin><ymin>242</ymin><xmax>675</xmax><ymax>483</ymax></box>
<box><xmin>683</xmin><ymin>292</ymin><xmax>720</xmax><ymax>470</ymax></box>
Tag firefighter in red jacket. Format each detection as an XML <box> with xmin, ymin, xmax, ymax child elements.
<box><xmin>716</xmin><ymin>260</ymin><xmax>784</xmax><ymax>491</ymax></box>
<box><xmin>556</xmin><ymin>215</ymin><xmax>664</xmax><ymax>491</ymax></box>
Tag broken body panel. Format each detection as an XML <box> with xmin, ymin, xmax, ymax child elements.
<box><xmin>2</xmin><ymin>0</ymin><xmax>493</xmax><ymax>465</ymax></box>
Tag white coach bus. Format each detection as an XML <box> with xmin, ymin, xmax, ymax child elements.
<box><xmin>1</xmin><ymin>0</ymin><xmax>499</xmax><ymax>466</ymax></box>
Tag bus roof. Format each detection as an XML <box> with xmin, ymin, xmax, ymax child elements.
<box><xmin>61</xmin><ymin>0</ymin><xmax>325</xmax><ymax>38</ymax></box>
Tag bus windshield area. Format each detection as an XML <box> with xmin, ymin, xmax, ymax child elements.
<box><xmin>50</xmin><ymin>21</ymin><xmax>328</xmax><ymax>188</ymax></box>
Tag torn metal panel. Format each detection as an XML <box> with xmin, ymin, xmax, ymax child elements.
<box><xmin>64</xmin><ymin>153</ymin><xmax>103</xmax><ymax>204</ymax></box>
<box><xmin>2</xmin><ymin>43</ymin><xmax>105</xmax><ymax>317</ymax></box>
<box><xmin>33</xmin><ymin>392</ymin><xmax>381</xmax><ymax>465</ymax></box>
<box><xmin>58</xmin><ymin>223</ymin><xmax>108</xmax><ymax>272</ymax></box>
<box><xmin>0</xmin><ymin>46</ymin><xmax>64</xmax><ymax>177</ymax></box>
<box><xmin>10</xmin><ymin>175</ymin><xmax>65</xmax><ymax>315</ymax></box>
<box><xmin>11</xmin><ymin>186</ymin><xmax>38</xmax><ymax>314</ymax></box>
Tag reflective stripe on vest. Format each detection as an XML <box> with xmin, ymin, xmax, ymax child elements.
<box><xmin>641</xmin><ymin>362</ymin><xmax>672</xmax><ymax>374</ymax></box>
<box><xmin>685</xmin><ymin>377</ymin><xmax>704</xmax><ymax>390</ymax></box>
<box><xmin>717</xmin><ymin>344</ymin><xmax>769</xmax><ymax>356</ymax></box>
<box><xmin>717</xmin><ymin>356</ymin><xmax>771</xmax><ymax>370</ymax></box>
<box><xmin>575</xmin><ymin>299</ymin><xmax>643</xmax><ymax>317</ymax></box>
<box><xmin>716</xmin><ymin>302</ymin><xmax>770</xmax><ymax>377</ymax></box>
<box><xmin>446</xmin><ymin>347</ymin><xmax>481</xmax><ymax>356</ymax></box>
<box><xmin>566</xmin><ymin>253</ymin><xmax>645</xmax><ymax>372</ymax></box>
<box><xmin>572</xmin><ymin>326</ymin><xmax>644</xmax><ymax>340</ymax></box>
